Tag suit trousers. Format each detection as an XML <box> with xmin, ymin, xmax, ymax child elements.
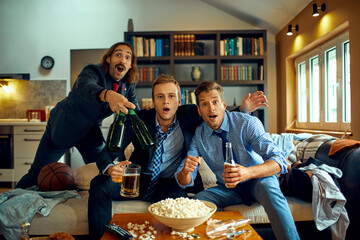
<box><xmin>15</xmin><ymin>124</ymin><xmax>104</xmax><ymax>189</ymax></box>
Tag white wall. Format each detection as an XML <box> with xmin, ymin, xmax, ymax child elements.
<box><xmin>0</xmin><ymin>0</ymin><xmax>277</xmax><ymax>132</ymax></box>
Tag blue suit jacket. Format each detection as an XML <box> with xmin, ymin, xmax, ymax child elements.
<box><xmin>47</xmin><ymin>64</ymin><xmax>139</xmax><ymax>149</ymax></box>
<box><xmin>97</xmin><ymin>104</ymin><xmax>204</xmax><ymax>192</ymax></box>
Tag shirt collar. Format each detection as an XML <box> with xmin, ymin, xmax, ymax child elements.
<box><xmin>155</xmin><ymin>114</ymin><xmax>178</xmax><ymax>133</ymax></box>
<box><xmin>204</xmin><ymin>110</ymin><xmax>230</xmax><ymax>137</ymax></box>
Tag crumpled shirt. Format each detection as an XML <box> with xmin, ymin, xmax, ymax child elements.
<box><xmin>311</xmin><ymin>169</ymin><xmax>349</xmax><ymax>240</ymax></box>
<box><xmin>0</xmin><ymin>187</ymin><xmax>80</xmax><ymax>240</ymax></box>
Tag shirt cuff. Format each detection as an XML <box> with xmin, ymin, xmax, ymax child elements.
<box><xmin>174</xmin><ymin>167</ymin><xmax>198</xmax><ymax>189</ymax></box>
<box><xmin>102</xmin><ymin>163</ymin><xmax>114</xmax><ymax>175</ymax></box>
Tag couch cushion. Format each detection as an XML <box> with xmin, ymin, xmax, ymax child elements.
<box><xmin>73</xmin><ymin>163</ymin><xmax>99</xmax><ymax>190</ymax></box>
<box><xmin>224</xmin><ymin>196</ymin><xmax>313</xmax><ymax>223</ymax></box>
<box><xmin>30</xmin><ymin>191</ymin><xmax>89</xmax><ymax>236</ymax></box>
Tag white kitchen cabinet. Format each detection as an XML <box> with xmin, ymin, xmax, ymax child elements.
<box><xmin>13</xmin><ymin>125</ymin><xmax>45</xmax><ymax>181</ymax></box>
<box><xmin>0</xmin><ymin>169</ymin><xmax>14</xmax><ymax>182</ymax></box>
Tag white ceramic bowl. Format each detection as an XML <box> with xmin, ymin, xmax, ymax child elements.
<box><xmin>148</xmin><ymin>200</ymin><xmax>217</xmax><ymax>232</ymax></box>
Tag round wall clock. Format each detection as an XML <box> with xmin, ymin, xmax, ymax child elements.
<box><xmin>40</xmin><ymin>56</ymin><xmax>55</xmax><ymax>69</ymax></box>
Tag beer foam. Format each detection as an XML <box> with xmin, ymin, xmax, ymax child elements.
<box><xmin>149</xmin><ymin>197</ymin><xmax>212</xmax><ymax>218</ymax></box>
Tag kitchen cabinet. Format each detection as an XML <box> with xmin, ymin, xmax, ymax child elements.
<box><xmin>13</xmin><ymin>125</ymin><xmax>45</xmax><ymax>181</ymax></box>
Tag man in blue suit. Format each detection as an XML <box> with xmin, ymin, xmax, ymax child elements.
<box><xmin>88</xmin><ymin>74</ymin><xmax>268</xmax><ymax>239</ymax></box>
<box><xmin>16</xmin><ymin>42</ymin><xmax>140</xmax><ymax>189</ymax></box>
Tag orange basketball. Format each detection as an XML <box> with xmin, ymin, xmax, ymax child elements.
<box><xmin>38</xmin><ymin>162</ymin><xmax>75</xmax><ymax>191</ymax></box>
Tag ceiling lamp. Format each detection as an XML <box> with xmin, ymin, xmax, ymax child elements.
<box><xmin>312</xmin><ymin>3</ymin><xmax>326</xmax><ymax>17</ymax></box>
<box><xmin>287</xmin><ymin>24</ymin><xmax>299</xmax><ymax>36</ymax></box>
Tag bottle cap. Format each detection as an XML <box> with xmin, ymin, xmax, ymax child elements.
<box><xmin>21</xmin><ymin>222</ymin><xmax>30</xmax><ymax>228</ymax></box>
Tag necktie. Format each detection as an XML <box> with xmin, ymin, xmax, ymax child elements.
<box><xmin>113</xmin><ymin>83</ymin><xmax>119</xmax><ymax>91</ymax></box>
<box><xmin>143</xmin><ymin>123</ymin><xmax>175</xmax><ymax>201</ymax></box>
<box><xmin>213</xmin><ymin>130</ymin><xmax>229</xmax><ymax>160</ymax></box>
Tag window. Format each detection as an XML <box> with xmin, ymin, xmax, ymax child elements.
<box><xmin>295</xmin><ymin>31</ymin><xmax>350</xmax><ymax>131</ymax></box>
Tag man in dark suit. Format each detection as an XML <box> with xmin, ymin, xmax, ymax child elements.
<box><xmin>88</xmin><ymin>74</ymin><xmax>268</xmax><ymax>239</ymax></box>
<box><xmin>16</xmin><ymin>42</ymin><xmax>140</xmax><ymax>189</ymax></box>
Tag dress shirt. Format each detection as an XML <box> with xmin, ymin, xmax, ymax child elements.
<box><xmin>144</xmin><ymin>115</ymin><xmax>184</xmax><ymax>178</ymax></box>
<box><xmin>176</xmin><ymin>111</ymin><xmax>287</xmax><ymax>187</ymax></box>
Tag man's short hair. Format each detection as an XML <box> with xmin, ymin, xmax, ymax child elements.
<box><xmin>152</xmin><ymin>74</ymin><xmax>181</xmax><ymax>100</ymax></box>
<box><xmin>194</xmin><ymin>81</ymin><xmax>224</xmax><ymax>105</ymax></box>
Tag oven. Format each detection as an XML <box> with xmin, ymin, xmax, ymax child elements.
<box><xmin>0</xmin><ymin>126</ymin><xmax>13</xmax><ymax>169</ymax></box>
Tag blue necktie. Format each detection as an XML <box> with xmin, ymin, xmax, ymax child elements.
<box><xmin>143</xmin><ymin>123</ymin><xmax>174</xmax><ymax>201</ymax></box>
<box><xmin>213</xmin><ymin>130</ymin><xmax>229</xmax><ymax>160</ymax></box>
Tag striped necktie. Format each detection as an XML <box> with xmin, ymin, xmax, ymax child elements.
<box><xmin>142</xmin><ymin>123</ymin><xmax>175</xmax><ymax>201</ymax></box>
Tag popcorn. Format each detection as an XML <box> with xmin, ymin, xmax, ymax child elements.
<box><xmin>126</xmin><ymin>221</ymin><xmax>156</xmax><ymax>240</ymax></box>
<box><xmin>149</xmin><ymin>197</ymin><xmax>212</xmax><ymax>218</ymax></box>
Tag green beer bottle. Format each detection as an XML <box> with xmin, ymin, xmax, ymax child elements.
<box><xmin>105</xmin><ymin>112</ymin><xmax>126</xmax><ymax>152</ymax></box>
<box><xmin>128</xmin><ymin>108</ymin><xmax>154</xmax><ymax>149</ymax></box>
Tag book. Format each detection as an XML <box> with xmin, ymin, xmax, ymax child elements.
<box><xmin>259</xmin><ymin>37</ymin><xmax>264</xmax><ymax>55</ymax></box>
<box><xmin>150</xmin><ymin>38</ymin><xmax>156</xmax><ymax>57</ymax></box>
<box><xmin>220</xmin><ymin>40</ymin><xmax>225</xmax><ymax>56</ymax></box>
<box><xmin>163</xmin><ymin>38</ymin><xmax>170</xmax><ymax>56</ymax></box>
<box><xmin>136</xmin><ymin>37</ymin><xmax>144</xmax><ymax>57</ymax></box>
<box><xmin>237</xmin><ymin>37</ymin><xmax>243</xmax><ymax>56</ymax></box>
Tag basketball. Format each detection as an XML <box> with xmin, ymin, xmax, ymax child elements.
<box><xmin>38</xmin><ymin>162</ymin><xmax>75</xmax><ymax>191</ymax></box>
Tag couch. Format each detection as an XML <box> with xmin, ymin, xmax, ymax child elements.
<box><xmin>26</xmin><ymin>138</ymin><xmax>360</xmax><ymax>239</ymax></box>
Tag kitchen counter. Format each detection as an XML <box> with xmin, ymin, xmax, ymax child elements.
<box><xmin>0</xmin><ymin>119</ymin><xmax>47</xmax><ymax>126</ymax></box>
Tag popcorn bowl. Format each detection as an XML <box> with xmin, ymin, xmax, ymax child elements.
<box><xmin>148</xmin><ymin>199</ymin><xmax>217</xmax><ymax>232</ymax></box>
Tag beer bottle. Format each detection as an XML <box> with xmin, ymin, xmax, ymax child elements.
<box><xmin>19</xmin><ymin>222</ymin><xmax>30</xmax><ymax>240</ymax></box>
<box><xmin>128</xmin><ymin>108</ymin><xmax>154</xmax><ymax>149</ymax></box>
<box><xmin>224</xmin><ymin>142</ymin><xmax>236</xmax><ymax>188</ymax></box>
<box><xmin>105</xmin><ymin>112</ymin><xmax>126</xmax><ymax>152</ymax></box>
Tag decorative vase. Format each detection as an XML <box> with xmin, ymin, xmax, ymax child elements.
<box><xmin>191</xmin><ymin>66</ymin><xmax>201</xmax><ymax>81</ymax></box>
<box><xmin>127</xmin><ymin>18</ymin><xmax>134</xmax><ymax>32</ymax></box>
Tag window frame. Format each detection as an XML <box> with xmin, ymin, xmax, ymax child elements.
<box><xmin>294</xmin><ymin>31</ymin><xmax>350</xmax><ymax>131</ymax></box>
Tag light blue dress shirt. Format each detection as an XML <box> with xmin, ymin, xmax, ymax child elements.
<box><xmin>145</xmin><ymin>115</ymin><xmax>184</xmax><ymax>178</ymax></box>
<box><xmin>176</xmin><ymin>110</ymin><xmax>287</xmax><ymax>187</ymax></box>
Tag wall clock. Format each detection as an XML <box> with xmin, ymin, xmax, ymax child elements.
<box><xmin>40</xmin><ymin>56</ymin><xmax>55</xmax><ymax>69</ymax></box>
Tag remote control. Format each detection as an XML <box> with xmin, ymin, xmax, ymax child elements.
<box><xmin>104</xmin><ymin>223</ymin><xmax>134</xmax><ymax>239</ymax></box>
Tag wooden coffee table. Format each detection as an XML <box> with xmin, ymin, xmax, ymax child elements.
<box><xmin>101</xmin><ymin>211</ymin><xmax>262</xmax><ymax>239</ymax></box>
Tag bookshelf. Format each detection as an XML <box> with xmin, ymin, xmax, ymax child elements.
<box><xmin>125</xmin><ymin>30</ymin><xmax>267</xmax><ymax>129</ymax></box>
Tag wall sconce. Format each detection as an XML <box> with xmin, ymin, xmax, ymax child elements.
<box><xmin>0</xmin><ymin>81</ymin><xmax>13</xmax><ymax>93</ymax></box>
<box><xmin>287</xmin><ymin>24</ymin><xmax>299</xmax><ymax>36</ymax></box>
<box><xmin>312</xmin><ymin>3</ymin><xmax>326</xmax><ymax>17</ymax></box>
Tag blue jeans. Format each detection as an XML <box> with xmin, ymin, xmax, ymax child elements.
<box><xmin>15</xmin><ymin>125</ymin><xmax>104</xmax><ymax>189</ymax></box>
<box><xmin>193</xmin><ymin>175</ymin><xmax>300</xmax><ymax>240</ymax></box>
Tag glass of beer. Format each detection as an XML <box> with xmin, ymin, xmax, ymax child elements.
<box><xmin>120</xmin><ymin>164</ymin><xmax>141</xmax><ymax>198</ymax></box>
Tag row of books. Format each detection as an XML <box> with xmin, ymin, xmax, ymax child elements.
<box><xmin>128</xmin><ymin>36</ymin><xmax>170</xmax><ymax>57</ymax></box>
<box><xmin>220</xmin><ymin>37</ymin><xmax>264</xmax><ymax>56</ymax></box>
<box><xmin>174</xmin><ymin>34</ymin><xmax>205</xmax><ymax>56</ymax></box>
<box><xmin>138</xmin><ymin>67</ymin><xmax>161</xmax><ymax>82</ymax></box>
<box><xmin>221</xmin><ymin>65</ymin><xmax>264</xmax><ymax>81</ymax></box>
<box><xmin>181</xmin><ymin>89</ymin><xmax>196</xmax><ymax>105</ymax></box>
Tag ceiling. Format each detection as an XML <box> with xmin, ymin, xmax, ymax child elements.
<box><xmin>200</xmin><ymin>0</ymin><xmax>312</xmax><ymax>34</ymax></box>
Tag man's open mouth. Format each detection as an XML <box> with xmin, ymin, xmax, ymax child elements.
<box><xmin>209</xmin><ymin>115</ymin><xmax>217</xmax><ymax>119</ymax></box>
<box><xmin>163</xmin><ymin>107</ymin><xmax>170</xmax><ymax>112</ymax></box>
<box><xmin>116</xmin><ymin>64</ymin><xmax>125</xmax><ymax>73</ymax></box>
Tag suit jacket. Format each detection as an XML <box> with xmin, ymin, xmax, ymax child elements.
<box><xmin>47</xmin><ymin>64</ymin><xmax>139</xmax><ymax>149</ymax></box>
<box><xmin>97</xmin><ymin>104</ymin><xmax>204</xmax><ymax>192</ymax></box>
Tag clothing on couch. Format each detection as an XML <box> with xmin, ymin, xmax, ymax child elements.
<box><xmin>0</xmin><ymin>187</ymin><xmax>80</xmax><ymax>240</ymax></box>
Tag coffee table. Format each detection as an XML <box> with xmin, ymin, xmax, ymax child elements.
<box><xmin>101</xmin><ymin>211</ymin><xmax>262</xmax><ymax>239</ymax></box>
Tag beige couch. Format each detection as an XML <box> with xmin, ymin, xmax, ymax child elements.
<box><xmin>28</xmin><ymin>161</ymin><xmax>313</xmax><ymax>236</ymax></box>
